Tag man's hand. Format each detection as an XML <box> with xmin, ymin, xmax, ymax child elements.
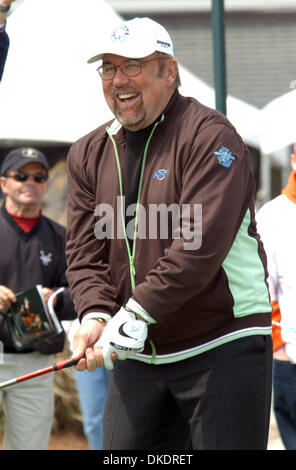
<box><xmin>98</xmin><ymin>307</ymin><xmax>148</xmax><ymax>370</ymax></box>
<box><xmin>0</xmin><ymin>1</ymin><xmax>15</xmax><ymax>27</ymax></box>
<box><xmin>0</xmin><ymin>1</ymin><xmax>15</xmax><ymax>7</ymax></box>
<box><xmin>0</xmin><ymin>285</ymin><xmax>16</xmax><ymax>312</ymax></box>
<box><xmin>72</xmin><ymin>319</ymin><xmax>112</xmax><ymax>372</ymax></box>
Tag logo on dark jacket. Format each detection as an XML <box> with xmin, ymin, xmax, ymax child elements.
<box><xmin>214</xmin><ymin>146</ymin><xmax>236</xmax><ymax>168</ymax></box>
<box><xmin>153</xmin><ymin>169</ymin><xmax>169</xmax><ymax>181</ymax></box>
<box><xmin>40</xmin><ymin>250</ymin><xmax>53</xmax><ymax>266</ymax></box>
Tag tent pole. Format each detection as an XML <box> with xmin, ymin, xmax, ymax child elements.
<box><xmin>211</xmin><ymin>0</ymin><xmax>227</xmax><ymax>115</ymax></box>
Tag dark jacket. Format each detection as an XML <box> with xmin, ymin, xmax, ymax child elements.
<box><xmin>66</xmin><ymin>90</ymin><xmax>272</xmax><ymax>365</ymax></box>
<box><xmin>0</xmin><ymin>205</ymin><xmax>76</xmax><ymax>354</ymax></box>
<box><xmin>0</xmin><ymin>29</ymin><xmax>9</xmax><ymax>81</ymax></box>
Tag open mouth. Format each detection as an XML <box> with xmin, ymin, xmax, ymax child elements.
<box><xmin>117</xmin><ymin>92</ymin><xmax>140</xmax><ymax>104</ymax></box>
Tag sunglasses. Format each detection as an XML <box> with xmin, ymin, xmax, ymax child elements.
<box><xmin>6</xmin><ymin>171</ymin><xmax>48</xmax><ymax>184</ymax></box>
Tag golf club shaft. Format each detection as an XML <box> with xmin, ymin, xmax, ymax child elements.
<box><xmin>0</xmin><ymin>356</ymin><xmax>80</xmax><ymax>390</ymax></box>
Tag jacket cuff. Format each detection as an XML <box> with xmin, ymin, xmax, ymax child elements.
<box><xmin>126</xmin><ymin>298</ymin><xmax>156</xmax><ymax>324</ymax></box>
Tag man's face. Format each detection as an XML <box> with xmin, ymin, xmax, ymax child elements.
<box><xmin>101</xmin><ymin>53</ymin><xmax>177</xmax><ymax>131</ymax></box>
<box><xmin>0</xmin><ymin>162</ymin><xmax>49</xmax><ymax>212</ymax></box>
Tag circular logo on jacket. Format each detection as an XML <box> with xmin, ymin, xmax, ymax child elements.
<box><xmin>153</xmin><ymin>169</ymin><xmax>169</xmax><ymax>181</ymax></box>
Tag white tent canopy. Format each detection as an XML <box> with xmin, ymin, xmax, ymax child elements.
<box><xmin>0</xmin><ymin>0</ymin><xmax>260</xmax><ymax>147</ymax></box>
<box><xmin>0</xmin><ymin>0</ymin><xmax>117</xmax><ymax>143</ymax></box>
<box><xmin>260</xmin><ymin>89</ymin><xmax>296</xmax><ymax>155</ymax></box>
<box><xmin>179</xmin><ymin>67</ymin><xmax>261</xmax><ymax>148</ymax></box>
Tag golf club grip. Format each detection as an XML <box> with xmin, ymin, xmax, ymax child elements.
<box><xmin>52</xmin><ymin>357</ymin><xmax>80</xmax><ymax>370</ymax></box>
<box><xmin>17</xmin><ymin>357</ymin><xmax>81</xmax><ymax>383</ymax></box>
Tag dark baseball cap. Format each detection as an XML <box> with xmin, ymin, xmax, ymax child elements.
<box><xmin>1</xmin><ymin>147</ymin><xmax>49</xmax><ymax>176</ymax></box>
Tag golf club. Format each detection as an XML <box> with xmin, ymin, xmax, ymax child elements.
<box><xmin>0</xmin><ymin>356</ymin><xmax>83</xmax><ymax>390</ymax></box>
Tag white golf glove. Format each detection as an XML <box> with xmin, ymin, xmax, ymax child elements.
<box><xmin>98</xmin><ymin>306</ymin><xmax>148</xmax><ymax>370</ymax></box>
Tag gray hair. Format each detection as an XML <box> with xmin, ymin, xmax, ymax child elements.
<box><xmin>156</xmin><ymin>52</ymin><xmax>181</xmax><ymax>89</ymax></box>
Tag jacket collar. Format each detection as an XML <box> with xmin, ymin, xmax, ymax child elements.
<box><xmin>1</xmin><ymin>204</ymin><xmax>42</xmax><ymax>238</ymax></box>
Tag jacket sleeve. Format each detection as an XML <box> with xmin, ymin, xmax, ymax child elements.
<box><xmin>46</xmin><ymin>226</ymin><xmax>77</xmax><ymax>321</ymax></box>
<box><xmin>0</xmin><ymin>30</ymin><xmax>9</xmax><ymax>82</ymax></box>
<box><xmin>53</xmin><ymin>285</ymin><xmax>77</xmax><ymax>322</ymax></box>
<box><xmin>65</xmin><ymin>142</ymin><xmax>119</xmax><ymax>320</ymax></box>
<box><xmin>132</xmin><ymin>123</ymin><xmax>258</xmax><ymax>321</ymax></box>
<box><xmin>271</xmin><ymin>301</ymin><xmax>284</xmax><ymax>351</ymax></box>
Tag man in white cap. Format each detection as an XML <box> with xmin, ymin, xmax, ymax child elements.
<box><xmin>66</xmin><ymin>17</ymin><xmax>272</xmax><ymax>450</ymax></box>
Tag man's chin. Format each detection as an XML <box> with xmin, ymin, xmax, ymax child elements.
<box><xmin>115</xmin><ymin>111</ymin><xmax>147</xmax><ymax>132</ymax></box>
<box><xmin>20</xmin><ymin>197</ymin><xmax>40</xmax><ymax>206</ymax></box>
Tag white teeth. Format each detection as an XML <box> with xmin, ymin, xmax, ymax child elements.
<box><xmin>118</xmin><ymin>93</ymin><xmax>138</xmax><ymax>100</ymax></box>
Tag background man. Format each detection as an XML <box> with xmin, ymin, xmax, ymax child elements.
<box><xmin>256</xmin><ymin>147</ymin><xmax>296</xmax><ymax>450</ymax></box>
<box><xmin>0</xmin><ymin>147</ymin><xmax>76</xmax><ymax>450</ymax></box>
<box><xmin>66</xmin><ymin>17</ymin><xmax>273</xmax><ymax>450</ymax></box>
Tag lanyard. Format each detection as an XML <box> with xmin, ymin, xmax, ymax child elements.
<box><xmin>106</xmin><ymin>118</ymin><xmax>162</xmax><ymax>289</ymax></box>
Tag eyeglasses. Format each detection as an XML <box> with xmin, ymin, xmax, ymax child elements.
<box><xmin>6</xmin><ymin>172</ymin><xmax>48</xmax><ymax>183</ymax></box>
<box><xmin>97</xmin><ymin>57</ymin><xmax>160</xmax><ymax>81</ymax></box>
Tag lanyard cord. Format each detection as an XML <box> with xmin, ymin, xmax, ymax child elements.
<box><xmin>106</xmin><ymin>118</ymin><xmax>161</xmax><ymax>289</ymax></box>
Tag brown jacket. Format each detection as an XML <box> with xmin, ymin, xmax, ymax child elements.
<box><xmin>66</xmin><ymin>91</ymin><xmax>271</xmax><ymax>364</ymax></box>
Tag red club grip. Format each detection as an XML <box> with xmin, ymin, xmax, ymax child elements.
<box><xmin>53</xmin><ymin>357</ymin><xmax>79</xmax><ymax>370</ymax></box>
<box><xmin>16</xmin><ymin>357</ymin><xmax>80</xmax><ymax>384</ymax></box>
<box><xmin>17</xmin><ymin>365</ymin><xmax>55</xmax><ymax>383</ymax></box>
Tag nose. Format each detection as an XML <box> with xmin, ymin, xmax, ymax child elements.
<box><xmin>112</xmin><ymin>66</ymin><xmax>130</xmax><ymax>85</ymax></box>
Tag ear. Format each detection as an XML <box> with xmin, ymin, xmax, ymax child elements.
<box><xmin>0</xmin><ymin>177</ymin><xmax>9</xmax><ymax>196</ymax></box>
<box><xmin>291</xmin><ymin>152</ymin><xmax>296</xmax><ymax>170</ymax></box>
<box><xmin>166</xmin><ymin>58</ymin><xmax>178</xmax><ymax>87</ymax></box>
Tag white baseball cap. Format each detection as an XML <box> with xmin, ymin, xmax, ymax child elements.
<box><xmin>87</xmin><ymin>17</ymin><xmax>174</xmax><ymax>63</ymax></box>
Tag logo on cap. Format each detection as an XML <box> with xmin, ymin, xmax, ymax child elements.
<box><xmin>22</xmin><ymin>148</ymin><xmax>38</xmax><ymax>159</ymax></box>
<box><xmin>157</xmin><ymin>40</ymin><xmax>171</xmax><ymax>50</ymax></box>
<box><xmin>112</xmin><ymin>25</ymin><xmax>130</xmax><ymax>43</ymax></box>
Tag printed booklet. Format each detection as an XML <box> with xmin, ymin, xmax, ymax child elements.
<box><xmin>4</xmin><ymin>285</ymin><xmax>64</xmax><ymax>350</ymax></box>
